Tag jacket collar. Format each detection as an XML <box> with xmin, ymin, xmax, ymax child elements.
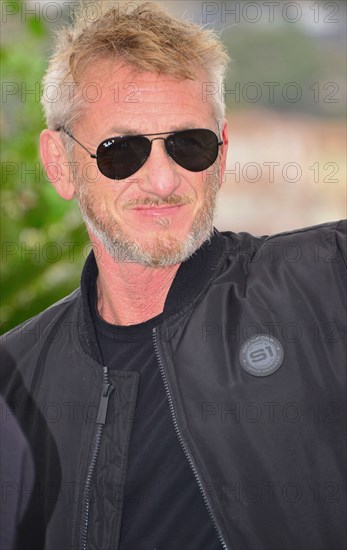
<box><xmin>77</xmin><ymin>228</ymin><xmax>225</xmax><ymax>363</ymax></box>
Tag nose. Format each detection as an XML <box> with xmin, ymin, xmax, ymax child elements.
<box><xmin>137</xmin><ymin>137</ymin><xmax>181</xmax><ymax>199</ymax></box>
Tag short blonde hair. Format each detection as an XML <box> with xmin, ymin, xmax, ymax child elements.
<box><xmin>41</xmin><ymin>0</ymin><xmax>230</xmax><ymax>138</ymax></box>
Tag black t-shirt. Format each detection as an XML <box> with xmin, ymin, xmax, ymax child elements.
<box><xmin>90</xmin><ymin>282</ymin><xmax>221</xmax><ymax>550</ymax></box>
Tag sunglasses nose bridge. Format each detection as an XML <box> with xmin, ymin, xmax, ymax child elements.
<box><xmin>147</xmin><ymin>136</ymin><xmax>171</xmax><ymax>160</ymax></box>
<box><xmin>150</xmin><ymin>136</ymin><xmax>166</xmax><ymax>145</ymax></box>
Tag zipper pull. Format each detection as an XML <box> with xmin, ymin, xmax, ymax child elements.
<box><xmin>96</xmin><ymin>379</ymin><xmax>113</xmax><ymax>425</ymax></box>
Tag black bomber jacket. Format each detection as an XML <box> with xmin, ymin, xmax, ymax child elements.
<box><xmin>1</xmin><ymin>221</ymin><xmax>346</xmax><ymax>550</ymax></box>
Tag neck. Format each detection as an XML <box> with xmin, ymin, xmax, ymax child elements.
<box><xmin>94</xmin><ymin>245</ymin><xmax>180</xmax><ymax>326</ymax></box>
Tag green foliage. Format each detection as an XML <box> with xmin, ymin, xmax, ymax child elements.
<box><xmin>1</xmin><ymin>1</ymin><xmax>87</xmax><ymax>334</ymax></box>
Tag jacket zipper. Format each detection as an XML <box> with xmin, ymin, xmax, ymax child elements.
<box><xmin>79</xmin><ymin>366</ymin><xmax>113</xmax><ymax>550</ymax></box>
<box><xmin>152</xmin><ymin>328</ymin><xmax>228</xmax><ymax>550</ymax></box>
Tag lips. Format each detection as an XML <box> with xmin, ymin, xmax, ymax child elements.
<box><xmin>133</xmin><ymin>205</ymin><xmax>180</xmax><ymax>210</ymax></box>
<box><xmin>132</xmin><ymin>205</ymin><xmax>182</xmax><ymax>215</ymax></box>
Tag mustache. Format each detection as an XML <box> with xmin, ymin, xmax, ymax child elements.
<box><xmin>122</xmin><ymin>194</ymin><xmax>194</xmax><ymax>210</ymax></box>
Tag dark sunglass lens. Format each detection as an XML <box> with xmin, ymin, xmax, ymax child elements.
<box><xmin>166</xmin><ymin>129</ymin><xmax>219</xmax><ymax>172</ymax></box>
<box><xmin>96</xmin><ymin>136</ymin><xmax>151</xmax><ymax>179</ymax></box>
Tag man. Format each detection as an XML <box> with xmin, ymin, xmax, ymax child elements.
<box><xmin>1</xmin><ymin>1</ymin><xmax>346</xmax><ymax>549</ymax></box>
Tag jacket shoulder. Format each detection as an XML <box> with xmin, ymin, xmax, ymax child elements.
<box><xmin>264</xmin><ymin>218</ymin><xmax>345</xmax><ymax>245</ymax></box>
<box><xmin>0</xmin><ymin>288</ymin><xmax>81</xmax><ymax>351</ymax></box>
<box><xmin>221</xmin><ymin>220</ymin><xmax>346</xmax><ymax>264</ymax></box>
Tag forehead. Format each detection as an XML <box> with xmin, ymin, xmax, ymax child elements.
<box><xmin>77</xmin><ymin>60</ymin><xmax>216</xmax><ymax>136</ymax></box>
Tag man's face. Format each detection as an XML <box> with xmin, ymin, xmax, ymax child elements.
<box><xmin>70</xmin><ymin>61</ymin><xmax>227</xmax><ymax>266</ymax></box>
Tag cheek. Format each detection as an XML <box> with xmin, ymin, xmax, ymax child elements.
<box><xmin>88</xmin><ymin>178</ymin><xmax>121</xmax><ymax>206</ymax></box>
<box><xmin>81</xmin><ymin>163</ymin><xmax>102</xmax><ymax>186</ymax></box>
<box><xmin>186</xmin><ymin>171</ymin><xmax>204</xmax><ymax>191</ymax></box>
<box><xmin>193</xmin><ymin>174</ymin><xmax>209</xmax><ymax>202</ymax></box>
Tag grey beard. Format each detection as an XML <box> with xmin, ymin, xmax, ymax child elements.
<box><xmin>75</xmin><ymin>172</ymin><xmax>220</xmax><ymax>267</ymax></box>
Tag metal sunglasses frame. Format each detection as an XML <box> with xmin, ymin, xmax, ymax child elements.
<box><xmin>55</xmin><ymin>126</ymin><xmax>223</xmax><ymax>176</ymax></box>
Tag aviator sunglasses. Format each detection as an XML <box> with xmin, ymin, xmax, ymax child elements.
<box><xmin>57</xmin><ymin>127</ymin><xmax>223</xmax><ymax>180</ymax></box>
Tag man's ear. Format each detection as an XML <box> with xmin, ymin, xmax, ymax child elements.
<box><xmin>219</xmin><ymin>120</ymin><xmax>229</xmax><ymax>189</ymax></box>
<box><xmin>40</xmin><ymin>129</ymin><xmax>76</xmax><ymax>200</ymax></box>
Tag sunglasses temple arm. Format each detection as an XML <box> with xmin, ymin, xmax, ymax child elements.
<box><xmin>58</xmin><ymin>128</ymin><xmax>97</xmax><ymax>159</ymax></box>
<box><xmin>216</xmin><ymin>121</ymin><xmax>223</xmax><ymax>145</ymax></box>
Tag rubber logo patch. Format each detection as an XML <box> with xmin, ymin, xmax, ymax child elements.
<box><xmin>239</xmin><ymin>335</ymin><xmax>284</xmax><ymax>377</ymax></box>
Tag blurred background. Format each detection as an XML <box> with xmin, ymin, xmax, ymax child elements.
<box><xmin>1</xmin><ymin>0</ymin><xmax>346</xmax><ymax>332</ymax></box>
